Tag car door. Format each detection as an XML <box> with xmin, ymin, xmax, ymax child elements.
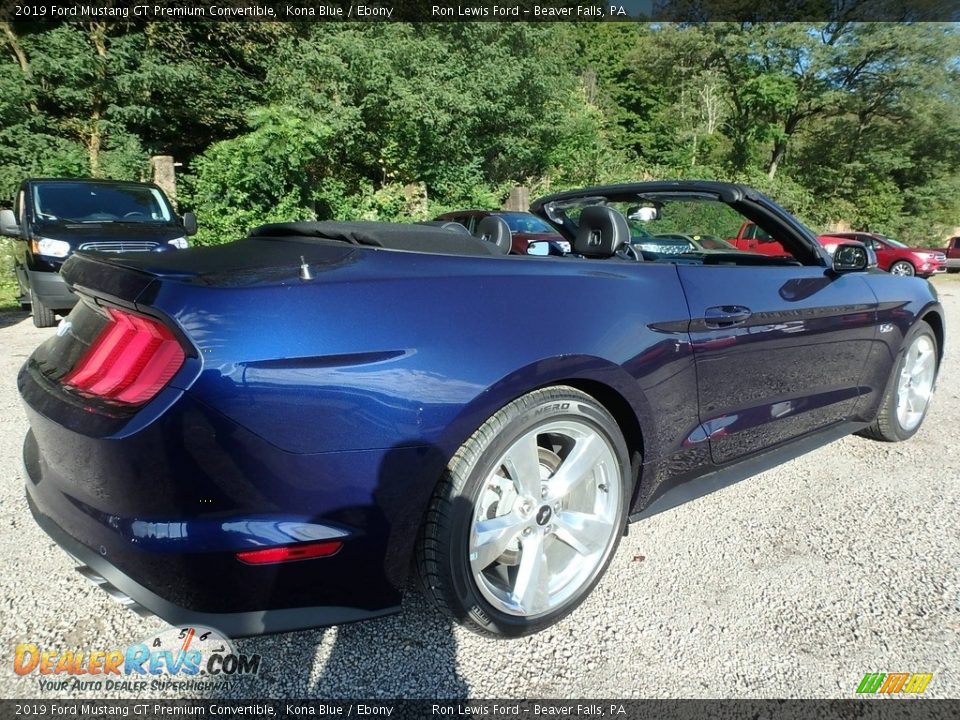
<box><xmin>679</xmin><ymin>263</ymin><xmax>877</xmax><ymax>465</ymax></box>
<box><xmin>865</xmin><ymin>235</ymin><xmax>894</xmax><ymax>270</ymax></box>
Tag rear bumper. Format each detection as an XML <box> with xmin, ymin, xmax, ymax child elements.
<box><xmin>27</xmin><ymin>491</ymin><xmax>398</xmax><ymax>637</ymax></box>
<box><xmin>17</xmin><ymin>368</ymin><xmax>444</xmax><ymax>635</ymax></box>
<box><xmin>26</xmin><ymin>269</ymin><xmax>77</xmax><ymax>310</ymax></box>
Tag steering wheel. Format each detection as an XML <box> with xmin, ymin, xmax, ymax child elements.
<box><xmin>615</xmin><ymin>242</ymin><xmax>643</xmax><ymax>261</ymax></box>
<box><xmin>123</xmin><ymin>212</ymin><xmax>146</xmax><ymax>219</ymax></box>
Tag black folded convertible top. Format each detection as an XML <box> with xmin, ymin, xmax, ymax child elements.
<box><xmin>250</xmin><ymin>221</ymin><xmax>498</xmax><ymax>257</ymax></box>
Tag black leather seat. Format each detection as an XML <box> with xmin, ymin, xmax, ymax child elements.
<box><xmin>574</xmin><ymin>206</ymin><xmax>634</xmax><ymax>259</ymax></box>
<box><xmin>474</xmin><ymin>215</ymin><xmax>512</xmax><ymax>254</ymax></box>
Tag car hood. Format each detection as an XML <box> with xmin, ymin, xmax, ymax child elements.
<box><xmin>33</xmin><ymin>221</ymin><xmax>185</xmax><ymax>245</ymax></box>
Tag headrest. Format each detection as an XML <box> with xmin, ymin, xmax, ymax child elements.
<box><xmin>474</xmin><ymin>215</ymin><xmax>512</xmax><ymax>254</ymax></box>
<box><xmin>574</xmin><ymin>206</ymin><xmax>631</xmax><ymax>258</ymax></box>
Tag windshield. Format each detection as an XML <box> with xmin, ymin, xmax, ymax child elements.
<box><xmin>32</xmin><ymin>182</ymin><xmax>173</xmax><ymax>224</ymax></box>
<box><xmin>500</xmin><ymin>213</ymin><xmax>556</xmax><ymax>234</ymax></box>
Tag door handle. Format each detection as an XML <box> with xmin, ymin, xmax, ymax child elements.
<box><xmin>704</xmin><ymin>305</ymin><xmax>752</xmax><ymax>329</ymax></box>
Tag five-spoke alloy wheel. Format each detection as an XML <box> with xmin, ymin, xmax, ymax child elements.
<box><xmin>859</xmin><ymin>322</ymin><xmax>939</xmax><ymax>442</ymax></box>
<box><xmin>417</xmin><ymin>386</ymin><xmax>631</xmax><ymax>637</ymax></box>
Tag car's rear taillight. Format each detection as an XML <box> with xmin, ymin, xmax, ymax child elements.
<box><xmin>63</xmin><ymin>308</ymin><xmax>185</xmax><ymax>405</ymax></box>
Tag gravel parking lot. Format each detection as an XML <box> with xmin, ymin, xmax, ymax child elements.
<box><xmin>1</xmin><ymin>277</ymin><xmax>958</xmax><ymax>700</ymax></box>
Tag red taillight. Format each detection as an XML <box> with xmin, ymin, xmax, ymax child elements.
<box><xmin>235</xmin><ymin>541</ymin><xmax>344</xmax><ymax>565</ymax></box>
<box><xmin>63</xmin><ymin>308</ymin><xmax>185</xmax><ymax>406</ymax></box>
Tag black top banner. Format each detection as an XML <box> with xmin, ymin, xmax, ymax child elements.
<box><xmin>3</xmin><ymin>700</ymin><xmax>960</xmax><ymax>720</ymax></box>
<box><xmin>0</xmin><ymin>0</ymin><xmax>958</xmax><ymax>22</ymax></box>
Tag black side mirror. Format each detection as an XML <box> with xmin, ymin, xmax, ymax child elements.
<box><xmin>0</xmin><ymin>208</ymin><xmax>21</xmax><ymax>238</ymax></box>
<box><xmin>182</xmin><ymin>212</ymin><xmax>198</xmax><ymax>236</ymax></box>
<box><xmin>832</xmin><ymin>242</ymin><xmax>869</xmax><ymax>273</ymax></box>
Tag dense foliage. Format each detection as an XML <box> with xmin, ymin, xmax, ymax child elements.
<box><xmin>1</xmin><ymin>21</ymin><xmax>959</xmax><ymax>247</ymax></box>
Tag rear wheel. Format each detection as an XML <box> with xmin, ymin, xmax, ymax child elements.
<box><xmin>858</xmin><ymin>323</ymin><xmax>938</xmax><ymax>442</ymax></box>
<box><xmin>889</xmin><ymin>260</ymin><xmax>915</xmax><ymax>277</ymax></box>
<box><xmin>30</xmin><ymin>288</ymin><xmax>57</xmax><ymax>328</ymax></box>
<box><xmin>416</xmin><ymin>386</ymin><xmax>630</xmax><ymax>638</ymax></box>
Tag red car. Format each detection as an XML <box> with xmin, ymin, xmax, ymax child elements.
<box><xmin>826</xmin><ymin>232</ymin><xmax>946</xmax><ymax>278</ymax></box>
<box><xmin>434</xmin><ymin>210</ymin><xmax>569</xmax><ymax>255</ymax></box>
<box><xmin>945</xmin><ymin>236</ymin><xmax>960</xmax><ymax>272</ymax></box>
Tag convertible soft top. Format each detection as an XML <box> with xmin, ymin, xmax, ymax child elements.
<box><xmin>251</xmin><ymin>221</ymin><xmax>498</xmax><ymax>256</ymax></box>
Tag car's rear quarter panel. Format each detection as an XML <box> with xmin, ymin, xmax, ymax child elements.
<box><xmin>21</xmin><ymin>248</ymin><xmax>701</xmax><ymax>619</ymax></box>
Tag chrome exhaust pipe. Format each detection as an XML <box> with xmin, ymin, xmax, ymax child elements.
<box><xmin>73</xmin><ymin>563</ymin><xmax>155</xmax><ymax>618</ymax></box>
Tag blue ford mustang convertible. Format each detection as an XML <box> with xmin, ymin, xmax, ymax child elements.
<box><xmin>20</xmin><ymin>182</ymin><xmax>943</xmax><ymax>638</ymax></box>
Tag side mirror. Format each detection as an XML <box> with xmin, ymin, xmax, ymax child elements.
<box><xmin>0</xmin><ymin>208</ymin><xmax>21</xmax><ymax>238</ymax></box>
<box><xmin>832</xmin><ymin>242</ymin><xmax>869</xmax><ymax>273</ymax></box>
<box><xmin>526</xmin><ymin>240</ymin><xmax>550</xmax><ymax>256</ymax></box>
<box><xmin>182</xmin><ymin>212</ymin><xmax>197</xmax><ymax>236</ymax></box>
<box><xmin>627</xmin><ymin>205</ymin><xmax>660</xmax><ymax>223</ymax></box>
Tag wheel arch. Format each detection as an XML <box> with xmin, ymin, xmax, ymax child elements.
<box><xmin>920</xmin><ymin>308</ymin><xmax>945</xmax><ymax>366</ymax></box>
<box><xmin>560</xmin><ymin>377</ymin><xmax>646</xmax><ymax>509</ymax></box>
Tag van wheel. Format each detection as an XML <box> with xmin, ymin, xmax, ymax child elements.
<box><xmin>30</xmin><ymin>289</ymin><xmax>57</xmax><ymax>328</ymax></box>
<box><xmin>416</xmin><ymin>386</ymin><xmax>630</xmax><ymax>638</ymax></box>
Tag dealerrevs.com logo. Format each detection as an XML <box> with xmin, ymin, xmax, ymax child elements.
<box><xmin>13</xmin><ymin>626</ymin><xmax>261</xmax><ymax>693</ymax></box>
<box><xmin>856</xmin><ymin>672</ymin><xmax>934</xmax><ymax>696</ymax></box>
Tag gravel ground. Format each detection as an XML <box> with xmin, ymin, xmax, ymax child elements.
<box><xmin>0</xmin><ymin>277</ymin><xmax>958</xmax><ymax>700</ymax></box>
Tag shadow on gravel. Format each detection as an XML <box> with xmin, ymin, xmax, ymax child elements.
<box><xmin>0</xmin><ymin>309</ymin><xmax>30</xmax><ymax>330</ymax></box>
<box><xmin>202</xmin><ymin>441</ymin><xmax>470</xmax><ymax>699</ymax></box>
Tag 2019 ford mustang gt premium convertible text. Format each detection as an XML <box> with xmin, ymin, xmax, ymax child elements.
<box><xmin>19</xmin><ymin>181</ymin><xmax>943</xmax><ymax>638</ymax></box>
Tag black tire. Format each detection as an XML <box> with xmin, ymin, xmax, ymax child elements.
<box><xmin>889</xmin><ymin>260</ymin><xmax>915</xmax><ymax>277</ymax></box>
<box><xmin>857</xmin><ymin>322</ymin><xmax>938</xmax><ymax>442</ymax></box>
<box><xmin>416</xmin><ymin>386</ymin><xmax>631</xmax><ymax>638</ymax></box>
<box><xmin>30</xmin><ymin>288</ymin><xmax>57</xmax><ymax>328</ymax></box>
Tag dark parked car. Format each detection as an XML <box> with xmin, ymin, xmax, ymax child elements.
<box><xmin>433</xmin><ymin>209</ymin><xmax>570</xmax><ymax>254</ymax></box>
<box><xmin>827</xmin><ymin>231</ymin><xmax>946</xmax><ymax>278</ymax></box>
<box><xmin>0</xmin><ymin>178</ymin><xmax>196</xmax><ymax>327</ymax></box>
<box><xmin>20</xmin><ymin>181</ymin><xmax>943</xmax><ymax>639</ymax></box>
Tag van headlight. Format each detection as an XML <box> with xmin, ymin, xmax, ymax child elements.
<box><xmin>167</xmin><ymin>237</ymin><xmax>188</xmax><ymax>249</ymax></box>
<box><xmin>32</xmin><ymin>237</ymin><xmax>71</xmax><ymax>258</ymax></box>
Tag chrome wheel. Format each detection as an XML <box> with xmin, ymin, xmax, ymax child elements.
<box><xmin>896</xmin><ymin>333</ymin><xmax>936</xmax><ymax>432</ymax></box>
<box><xmin>469</xmin><ymin>420</ymin><xmax>622</xmax><ymax>618</ymax></box>
<box><xmin>890</xmin><ymin>261</ymin><xmax>915</xmax><ymax>277</ymax></box>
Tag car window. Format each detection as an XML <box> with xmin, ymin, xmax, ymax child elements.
<box><xmin>500</xmin><ymin>214</ymin><xmax>555</xmax><ymax>234</ymax></box>
<box><xmin>878</xmin><ymin>235</ymin><xmax>909</xmax><ymax>249</ymax></box>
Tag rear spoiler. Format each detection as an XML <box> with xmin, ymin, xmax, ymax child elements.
<box><xmin>60</xmin><ymin>252</ymin><xmax>165</xmax><ymax>307</ymax></box>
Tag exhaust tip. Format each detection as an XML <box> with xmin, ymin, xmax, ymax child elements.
<box><xmin>74</xmin><ymin>563</ymin><xmax>155</xmax><ymax>619</ymax></box>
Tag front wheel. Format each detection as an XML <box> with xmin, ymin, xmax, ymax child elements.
<box><xmin>889</xmin><ymin>260</ymin><xmax>915</xmax><ymax>277</ymax></box>
<box><xmin>416</xmin><ymin>386</ymin><xmax>631</xmax><ymax>638</ymax></box>
<box><xmin>30</xmin><ymin>288</ymin><xmax>57</xmax><ymax>328</ymax></box>
<box><xmin>858</xmin><ymin>323</ymin><xmax>938</xmax><ymax>442</ymax></box>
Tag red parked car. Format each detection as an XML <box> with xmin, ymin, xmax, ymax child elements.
<box><xmin>434</xmin><ymin>210</ymin><xmax>569</xmax><ymax>255</ymax></box>
<box><xmin>945</xmin><ymin>236</ymin><xmax>960</xmax><ymax>272</ymax></box>
<box><xmin>726</xmin><ymin>221</ymin><xmax>790</xmax><ymax>257</ymax></box>
<box><xmin>825</xmin><ymin>232</ymin><xmax>946</xmax><ymax>278</ymax></box>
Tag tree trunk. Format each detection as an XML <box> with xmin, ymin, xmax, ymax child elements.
<box><xmin>766</xmin><ymin>114</ymin><xmax>801</xmax><ymax>180</ymax></box>
<box><xmin>1</xmin><ymin>21</ymin><xmax>38</xmax><ymax>113</ymax></box>
<box><xmin>88</xmin><ymin>23</ymin><xmax>109</xmax><ymax>177</ymax></box>
<box><xmin>766</xmin><ymin>139</ymin><xmax>787</xmax><ymax>179</ymax></box>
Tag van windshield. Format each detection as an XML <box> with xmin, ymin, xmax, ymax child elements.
<box><xmin>32</xmin><ymin>182</ymin><xmax>173</xmax><ymax>224</ymax></box>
